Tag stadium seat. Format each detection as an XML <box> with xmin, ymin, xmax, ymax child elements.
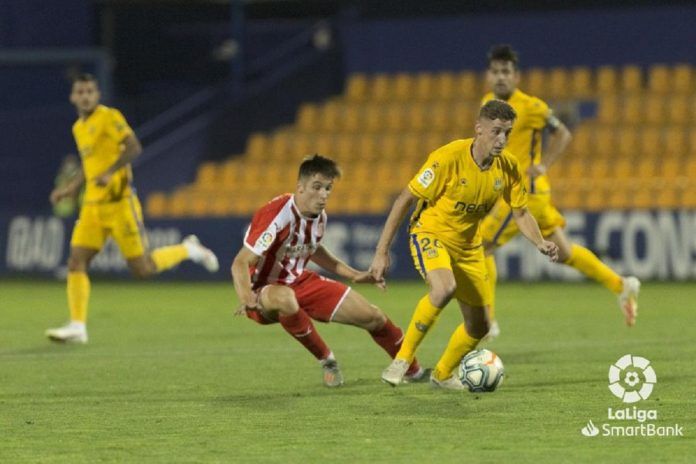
<box><xmin>451</xmin><ymin>101</ymin><xmax>476</xmax><ymax>131</ymax></box>
<box><xmin>246</xmin><ymin>133</ymin><xmax>267</xmax><ymax>159</ymax></box>
<box><xmin>672</xmin><ymin>64</ymin><xmax>693</xmax><ymax>94</ymax></box>
<box><xmin>146</xmin><ymin>192</ymin><xmax>168</xmax><ymax>218</ymax></box>
<box><xmin>620</xmin><ymin>65</ymin><xmax>643</xmax><ymax>94</ymax></box>
<box><xmin>547</xmin><ymin>67</ymin><xmax>570</xmax><ymax>99</ymax></box>
<box><xmin>297</xmin><ymin>104</ymin><xmax>319</xmax><ymax>131</ymax></box>
<box><xmin>643</xmin><ymin>95</ymin><xmax>665</xmax><ymax>125</ymax></box>
<box><xmin>430</xmin><ymin>102</ymin><xmax>450</xmax><ymax>132</ymax></box>
<box><xmin>370</xmin><ymin>74</ymin><xmax>392</xmax><ymax>102</ymax></box>
<box><xmin>392</xmin><ymin>73</ymin><xmax>414</xmax><ymax>101</ymax></box>
<box><xmin>195</xmin><ymin>162</ymin><xmax>218</xmax><ymax>186</ymax></box>
<box><xmin>663</xmin><ymin>127</ymin><xmax>686</xmax><ymax>157</ymax></box>
<box><xmin>620</xmin><ymin>95</ymin><xmax>643</xmax><ymax>125</ymax></box>
<box><xmin>596</xmin><ymin>96</ymin><xmax>619</xmax><ymax>124</ymax></box>
<box><xmin>615</xmin><ymin>127</ymin><xmax>639</xmax><ymax>158</ymax></box>
<box><xmin>666</xmin><ymin>95</ymin><xmax>691</xmax><ymax>125</ymax></box>
<box><xmin>655</xmin><ymin>184</ymin><xmax>679</xmax><ymax>208</ymax></box>
<box><xmin>638</xmin><ymin>127</ymin><xmax>661</xmax><ymax>157</ymax></box>
<box><xmin>568</xmin><ymin>125</ymin><xmax>591</xmax><ymax>156</ymax></box>
<box><xmin>342</xmin><ymin>104</ymin><xmax>362</xmax><ymax>133</ymax></box>
<box><xmin>523</xmin><ymin>68</ymin><xmax>546</xmax><ymax>99</ymax></box>
<box><xmin>647</xmin><ymin>64</ymin><xmax>670</xmax><ymax>94</ymax></box>
<box><xmin>457</xmin><ymin>71</ymin><xmax>480</xmax><ymax>99</ymax></box>
<box><xmin>384</xmin><ymin>104</ymin><xmax>406</xmax><ymax>132</ymax></box>
<box><xmin>595</xmin><ymin>66</ymin><xmax>618</xmax><ymax>95</ymax></box>
<box><xmin>363</xmin><ymin>104</ymin><xmax>383</xmax><ymax>132</ymax></box>
<box><xmin>569</xmin><ymin>66</ymin><xmax>593</xmax><ymax>98</ymax></box>
<box><xmin>319</xmin><ymin>101</ymin><xmax>342</xmax><ymax>132</ymax></box>
<box><xmin>593</xmin><ymin>126</ymin><xmax>616</xmax><ymax>158</ymax></box>
<box><xmin>635</xmin><ymin>156</ymin><xmax>657</xmax><ymax>178</ymax></box>
<box><xmin>413</xmin><ymin>72</ymin><xmax>435</xmax><ymax>101</ymax></box>
<box><xmin>433</xmin><ymin>72</ymin><xmax>457</xmax><ymax>100</ymax></box>
<box><xmin>345</xmin><ymin>73</ymin><xmax>368</xmax><ymax>101</ymax></box>
<box><xmin>613</xmin><ymin>158</ymin><xmax>634</xmax><ymax>179</ymax></box>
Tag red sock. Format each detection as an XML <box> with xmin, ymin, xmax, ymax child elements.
<box><xmin>279</xmin><ymin>310</ymin><xmax>330</xmax><ymax>361</ymax></box>
<box><xmin>370</xmin><ymin>318</ymin><xmax>421</xmax><ymax>375</ymax></box>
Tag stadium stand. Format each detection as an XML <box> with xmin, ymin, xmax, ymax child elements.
<box><xmin>146</xmin><ymin>63</ymin><xmax>695</xmax><ymax>217</ymax></box>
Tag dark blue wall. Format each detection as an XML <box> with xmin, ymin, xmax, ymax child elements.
<box><xmin>339</xmin><ymin>6</ymin><xmax>696</xmax><ymax>73</ymax></box>
<box><xmin>0</xmin><ymin>0</ymin><xmax>91</xmax><ymax>48</ymax></box>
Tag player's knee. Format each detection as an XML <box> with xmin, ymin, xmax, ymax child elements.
<box><xmin>67</xmin><ymin>254</ymin><xmax>88</xmax><ymax>272</ymax></box>
<box><xmin>266</xmin><ymin>287</ymin><xmax>299</xmax><ymax>315</ymax></box>
<box><xmin>365</xmin><ymin>305</ymin><xmax>387</xmax><ymax>332</ymax></box>
<box><xmin>129</xmin><ymin>262</ymin><xmax>155</xmax><ymax>279</ymax></box>
<box><xmin>430</xmin><ymin>283</ymin><xmax>456</xmax><ymax>307</ymax></box>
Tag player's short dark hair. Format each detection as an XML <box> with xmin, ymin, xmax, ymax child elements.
<box><xmin>487</xmin><ymin>44</ymin><xmax>519</xmax><ymax>69</ymax></box>
<box><xmin>298</xmin><ymin>154</ymin><xmax>341</xmax><ymax>180</ymax></box>
<box><xmin>479</xmin><ymin>100</ymin><xmax>517</xmax><ymax>122</ymax></box>
<box><xmin>72</xmin><ymin>73</ymin><xmax>98</xmax><ymax>86</ymax></box>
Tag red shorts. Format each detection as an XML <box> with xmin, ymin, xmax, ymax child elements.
<box><xmin>247</xmin><ymin>271</ymin><xmax>351</xmax><ymax>325</ymax></box>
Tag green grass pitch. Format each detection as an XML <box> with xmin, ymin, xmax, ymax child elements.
<box><xmin>2</xmin><ymin>279</ymin><xmax>694</xmax><ymax>463</ymax></box>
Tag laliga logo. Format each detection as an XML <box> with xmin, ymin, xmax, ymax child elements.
<box><xmin>608</xmin><ymin>354</ymin><xmax>657</xmax><ymax>403</ymax></box>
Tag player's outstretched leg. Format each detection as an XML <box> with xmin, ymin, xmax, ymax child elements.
<box><xmin>331</xmin><ymin>289</ymin><xmax>426</xmax><ymax>383</ymax></box>
<box><xmin>259</xmin><ymin>285</ymin><xmax>339</xmax><ymax>387</ymax></box>
<box><xmin>482</xmin><ymin>253</ymin><xmax>500</xmax><ymax>341</ymax></box>
<box><xmin>381</xmin><ymin>269</ymin><xmax>455</xmax><ymax>386</ymax></box>
<box><xmin>430</xmin><ymin>302</ymin><xmax>488</xmax><ymax>391</ymax></box>
<box><xmin>148</xmin><ymin>235</ymin><xmax>219</xmax><ymax>274</ymax></box>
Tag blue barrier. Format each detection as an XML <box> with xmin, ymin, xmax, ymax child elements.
<box><xmin>2</xmin><ymin>211</ymin><xmax>695</xmax><ymax>281</ymax></box>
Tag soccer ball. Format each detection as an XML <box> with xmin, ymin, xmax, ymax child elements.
<box><xmin>458</xmin><ymin>349</ymin><xmax>505</xmax><ymax>392</ymax></box>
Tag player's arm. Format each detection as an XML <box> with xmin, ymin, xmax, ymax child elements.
<box><xmin>370</xmin><ymin>187</ymin><xmax>419</xmax><ymax>280</ymax></box>
<box><xmin>511</xmin><ymin>207</ymin><xmax>559</xmax><ymax>262</ymax></box>
<box><xmin>231</xmin><ymin>246</ymin><xmax>262</xmax><ymax>314</ymax></box>
<box><xmin>311</xmin><ymin>245</ymin><xmax>385</xmax><ymax>289</ymax></box>
<box><xmin>50</xmin><ymin>170</ymin><xmax>85</xmax><ymax>205</ymax></box>
<box><xmin>530</xmin><ymin>114</ymin><xmax>572</xmax><ymax>177</ymax></box>
<box><xmin>95</xmin><ymin>133</ymin><xmax>143</xmax><ymax>186</ymax></box>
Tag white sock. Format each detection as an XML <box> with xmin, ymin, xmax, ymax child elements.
<box><xmin>69</xmin><ymin>321</ymin><xmax>86</xmax><ymax>330</ymax></box>
<box><xmin>183</xmin><ymin>241</ymin><xmax>203</xmax><ymax>261</ymax></box>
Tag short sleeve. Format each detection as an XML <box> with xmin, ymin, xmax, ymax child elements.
<box><xmin>407</xmin><ymin>148</ymin><xmax>452</xmax><ymax>202</ymax></box>
<box><xmin>106</xmin><ymin>108</ymin><xmax>134</xmax><ymax>142</ymax></box>
<box><xmin>503</xmin><ymin>156</ymin><xmax>528</xmax><ymax>209</ymax></box>
<box><xmin>527</xmin><ymin>97</ymin><xmax>551</xmax><ymax>130</ymax></box>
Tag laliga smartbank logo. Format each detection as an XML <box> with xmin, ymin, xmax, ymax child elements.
<box><xmin>580</xmin><ymin>354</ymin><xmax>684</xmax><ymax>438</ymax></box>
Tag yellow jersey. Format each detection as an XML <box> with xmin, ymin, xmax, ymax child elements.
<box><xmin>73</xmin><ymin>104</ymin><xmax>135</xmax><ymax>203</ymax></box>
<box><xmin>408</xmin><ymin>138</ymin><xmax>528</xmax><ymax>250</ymax></box>
<box><xmin>481</xmin><ymin>89</ymin><xmax>551</xmax><ymax>193</ymax></box>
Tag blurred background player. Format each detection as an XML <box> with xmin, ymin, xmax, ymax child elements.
<box><xmin>231</xmin><ymin>155</ymin><xmax>426</xmax><ymax>387</ymax></box>
<box><xmin>52</xmin><ymin>153</ymin><xmax>82</xmax><ymax>218</ymax></box>
<box><xmin>480</xmin><ymin>45</ymin><xmax>641</xmax><ymax>338</ymax></box>
<box><xmin>371</xmin><ymin>100</ymin><xmax>559</xmax><ymax>389</ymax></box>
<box><xmin>46</xmin><ymin>73</ymin><xmax>219</xmax><ymax>344</ymax></box>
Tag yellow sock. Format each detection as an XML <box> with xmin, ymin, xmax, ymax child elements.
<box><xmin>151</xmin><ymin>244</ymin><xmax>189</xmax><ymax>273</ymax></box>
<box><xmin>485</xmin><ymin>254</ymin><xmax>497</xmax><ymax>320</ymax></box>
<box><xmin>433</xmin><ymin>323</ymin><xmax>480</xmax><ymax>381</ymax></box>
<box><xmin>67</xmin><ymin>271</ymin><xmax>90</xmax><ymax>323</ymax></box>
<box><xmin>396</xmin><ymin>294</ymin><xmax>443</xmax><ymax>363</ymax></box>
<box><xmin>564</xmin><ymin>244</ymin><xmax>623</xmax><ymax>294</ymax></box>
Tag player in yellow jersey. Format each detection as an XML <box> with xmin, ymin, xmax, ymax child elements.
<box><xmin>480</xmin><ymin>45</ymin><xmax>640</xmax><ymax>339</ymax></box>
<box><xmin>45</xmin><ymin>74</ymin><xmax>219</xmax><ymax>343</ymax></box>
<box><xmin>371</xmin><ymin>100</ymin><xmax>559</xmax><ymax>389</ymax></box>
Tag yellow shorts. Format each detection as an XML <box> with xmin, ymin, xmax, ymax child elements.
<box><xmin>409</xmin><ymin>231</ymin><xmax>491</xmax><ymax>307</ymax></box>
<box><xmin>481</xmin><ymin>191</ymin><xmax>566</xmax><ymax>247</ymax></box>
<box><xmin>70</xmin><ymin>195</ymin><xmax>148</xmax><ymax>259</ymax></box>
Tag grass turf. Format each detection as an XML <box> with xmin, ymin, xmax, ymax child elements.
<box><xmin>1</xmin><ymin>280</ymin><xmax>694</xmax><ymax>463</ymax></box>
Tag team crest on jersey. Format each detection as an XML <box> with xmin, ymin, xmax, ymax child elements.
<box><xmin>493</xmin><ymin>177</ymin><xmax>503</xmax><ymax>192</ymax></box>
<box><xmin>418</xmin><ymin>168</ymin><xmax>435</xmax><ymax>188</ymax></box>
<box><xmin>256</xmin><ymin>230</ymin><xmax>275</xmax><ymax>251</ymax></box>
<box><xmin>425</xmin><ymin>248</ymin><xmax>439</xmax><ymax>259</ymax></box>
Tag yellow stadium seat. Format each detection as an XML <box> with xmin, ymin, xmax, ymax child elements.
<box><xmin>379</xmin><ymin>134</ymin><xmax>400</xmax><ymax>161</ymax></box>
<box><xmin>615</xmin><ymin>127</ymin><xmax>639</xmax><ymax>158</ymax></box>
<box><xmin>620</xmin><ymin>65</ymin><xmax>643</xmax><ymax>94</ymax></box>
<box><xmin>562</xmin><ymin>158</ymin><xmax>588</xmax><ymax>179</ymax></box>
<box><xmin>655</xmin><ymin>184</ymin><xmax>679</xmax><ymax>209</ymax></box>
<box><xmin>457</xmin><ymin>71</ymin><xmax>480</xmax><ymax>99</ymax></box>
<box><xmin>523</xmin><ymin>68</ymin><xmax>546</xmax><ymax>98</ymax></box>
<box><xmin>596</xmin><ymin>96</ymin><xmax>619</xmax><ymax>124</ymax></box>
<box><xmin>345</xmin><ymin>73</ymin><xmax>368</xmax><ymax>101</ymax></box>
<box><xmin>297</xmin><ymin>104</ymin><xmax>319</xmax><ymax>131</ymax></box>
<box><xmin>568</xmin><ymin>125</ymin><xmax>592</xmax><ymax>156</ymax></box>
<box><xmin>594</xmin><ymin>126</ymin><xmax>616</xmax><ymax>158</ymax></box>
<box><xmin>292</xmin><ymin>132</ymin><xmax>314</xmax><ymax>158</ymax></box>
<box><xmin>613</xmin><ymin>158</ymin><xmax>634</xmax><ymax>179</ymax></box>
<box><xmin>639</xmin><ymin>128</ymin><xmax>661</xmax><ymax>157</ymax></box>
<box><xmin>585</xmin><ymin>181</ymin><xmax>608</xmax><ymax>211</ymax></box>
<box><xmin>596</xmin><ymin>66</ymin><xmax>618</xmax><ymax>95</ymax></box>
<box><xmin>363</xmin><ymin>104</ymin><xmax>383</xmax><ymax>132</ymax></box>
<box><xmin>607</xmin><ymin>184</ymin><xmax>630</xmax><ymax>210</ymax></box>
<box><xmin>587</xmin><ymin>158</ymin><xmax>610</xmax><ymax>180</ymax></box>
<box><xmin>146</xmin><ymin>192</ymin><xmax>168</xmax><ymax>218</ymax></box>
<box><xmin>319</xmin><ymin>101</ymin><xmax>341</xmax><ymax>132</ymax></box>
<box><xmin>672</xmin><ymin>64</ymin><xmax>693</xmax><ymax>94</ymax></box>
<box><xmin>666</xmin><ymin>95</ymin><xmax>691</xmax><ymax>124</ymax></box>
<box><xmin>451</xmin><ymin>101</ymin><xmax>476</xmax><ymax>132</ymax></box>
<box><xmin>681</xmin><ymin>183</ymin><xmax>696</xmax><ymax>208</ymax></box>
<box><xmin>195</xmin><ymin>162</ymin><xmax>218</xmax><ymax>186</ymax></box>
<box><xmin>433</xmin><ymin>72</ymin><xmax>457</xmax><ymax>100</ymax></box>
<box><xmin>647</xmin><ymin>64</ymin><xmax>670</xmax><ymax>94</ymax></box>
<box><xmin>246</xmin><ymin>133</ymin><xmax>267</xmax><ymax>158</ymax></box>
<box><xmin>429</xmin><ymin>102</ymin><xmax>450</xmax><ymax>132</ymax></box>
<box><xmin>370</xmin><ymin>73</ymin><xmax>392</xmax><ymax>102</ymax></box>
<box><xmin>400</xmin><ymin>133</ymin><xmax>422</xmax><ymax>160</ymax></box>
<box><xmin>635</xmin><ymin>157</ymin><xmax>656</xmax><ymax>179</ymax></box>
<box><xmin>643</xmin><ymin>95</ymin><xmax>665</xmax><ymax>125</ymax></box>
<box><xmin>547</xmin><ymin>67</ymin><xmax>570</xmax><ymax>99</ymax></box>
<box><xmin>569</xmin><ymin>66</ymin><xmax>593</xmax><ymax>98</ymax></box>
<box><xmin>659</xmin><ymin>157</ymin><xmax>681</xmax><ymax>178</ymax></box>
<box><xmin>168</xmin><ymin>190</ymin><xmax>189</xmax><ymax>218</ymax></box>
<box><xmin>342</xmin><ymin>105</ymin><xmax>362</xmax><ymax>133</ymax></box>
<box><xmin>209</xmin><ymin>195</ymin><xmax>234</xmax><ymax>217</ymax></box>
<box><xmin>620</xmin><ymin>95</ymin><xmax>643</xmax><ymax>125</ymax></box>
<box><xmin>413</xmin><ymin>72</ymin><xmax>435</xmax><ymax>101</ymax></box>
<box><xmin>384</xmin><ymin>104</ymin><xmax>406</xmax><ymax>132</ymax></box>
<box><xmin>392</xmin><ymin>73</ymin><xmax>414</xmax><ymax>101</ymax></box>
<box><xmin>686</xmin><ymin>159</ymin><xmax>696</xmax><ymax>179</ymax></box>
<box><xmin>333</xmin><ymin>134</ymin><xmax>354</xmax><ymax>159</ymax></box>
<box><xmin>406</xmin><ymin>104</ymin><xmax>427</xmax><ymax>132</ymax></box>
<box><xmin>315</xmin><ymin>134</ymin><xmax>334</xmax><ymax>155</ymax></box>
<box><xmin>663</xmin><ymin>127</ymin><xmax>686</xmax><ymax>157</ymax></box>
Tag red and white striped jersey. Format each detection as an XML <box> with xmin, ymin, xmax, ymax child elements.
<box><xmin>244</xmin><ymin>194</ymin><xmax>327</xmax><ymax>287</ymax></box>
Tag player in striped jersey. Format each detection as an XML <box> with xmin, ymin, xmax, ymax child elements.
<box><xmin>480</xmin><ymin>45</ymin><xmax>640</xmax><ymax>339</ymax></box>
<box><xmin>231</xmin><ymin>155</ymin><xmax>426</xmax><ymax>387</ymax></box>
